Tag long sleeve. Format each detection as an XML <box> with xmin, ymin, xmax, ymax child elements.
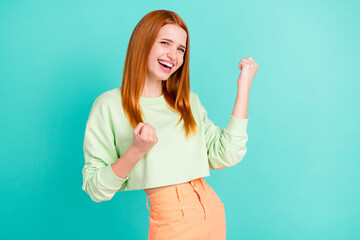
<box><xmin>82</xmin><ymin>98</ymin><xmax>129</xmax><ymax>202</ymax></box>
<box><xmin>197</xmin><ymin>94</ymin><xmax>249</xmax><ymax>170</ymax></box>
<box><xmin>82</xmin><ymin>123</ymin><xmax>128</xmax><ymax>202</ymax></box>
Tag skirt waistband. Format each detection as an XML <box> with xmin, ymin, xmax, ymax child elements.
<box><xmin>146</xmin><ymin>177</ymin><xmax>208</xmax><ymax>210</ymax></box>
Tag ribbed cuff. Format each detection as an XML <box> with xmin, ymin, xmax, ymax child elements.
<box><xmin>99</xmin><ymin>165</ymin><xmax>129</xmax><ymax>190</ymax></box>
<box><xmin>225</xmin><ymin>114</ymin><xmax>248</xmax><ymax>136</ymax></box>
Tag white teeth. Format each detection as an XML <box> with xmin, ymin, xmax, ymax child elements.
<box><xmin>158</xmin><ymin>60</ymin><xmax>174</xmax><ymax>68</ymax></box>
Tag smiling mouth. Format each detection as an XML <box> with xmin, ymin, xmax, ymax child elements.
<box><xmin>158</xmin><ymin>60</ymin><xmax>173</xmax><ymax>73</ymax></box>
<box><xmin>158</xmin><ymin>60</ymin><xmax>173</xmax><ymax>69</ymax></box>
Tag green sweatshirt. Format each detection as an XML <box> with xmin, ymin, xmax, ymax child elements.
<box><xmin>82</xmin><ymin>87</ymin><xmax>248</xmax><ymax>202</ymax></box>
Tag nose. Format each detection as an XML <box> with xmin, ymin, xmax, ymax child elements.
<box><xmin>167</xmin><ymin>46</ymin><xmax>177</xmax><ymax>61</ymax></box>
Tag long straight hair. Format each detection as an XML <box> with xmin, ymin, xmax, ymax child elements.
<box><xmin>120</xmin><ymin>10</ymin><xmax>198</xmax><ymax>139</ymax></box>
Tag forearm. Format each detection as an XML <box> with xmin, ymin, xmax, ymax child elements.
<box><xmin>232</xmin><ymin>86</ymin><xmax>250</xmax><ymax>119</ymax></box>
<box><xmin>111</xmin><ymin>145</ymin><xmax>144</xmax><ymax>179</ymax></box>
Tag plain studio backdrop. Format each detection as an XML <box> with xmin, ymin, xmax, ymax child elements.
<box><xmin>0</xmin><ymin>0</ymin><xmax>359</xmax><ymax>239</ymax></box>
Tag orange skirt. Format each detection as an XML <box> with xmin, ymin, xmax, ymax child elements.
<box><xmin>146</xmin><ymin>177</ymin><xmax>226</xmax><ymax>240</ymax></box>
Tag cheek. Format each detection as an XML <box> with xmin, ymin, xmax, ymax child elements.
<box><xmin>176</xmin><ymin>58</ymin><xmax>184</xmax><ymax>69</ymax></box>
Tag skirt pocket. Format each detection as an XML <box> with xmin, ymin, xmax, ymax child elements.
<box><xmin>152</xmin><ymin>206</ymin><xmax>184</xmax><ymax>226</ymax></box>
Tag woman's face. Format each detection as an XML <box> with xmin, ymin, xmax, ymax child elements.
<box><xmin>146</xmin><ymin>24</ymin><xmax>187</xmax><ymax>81</ymax></box>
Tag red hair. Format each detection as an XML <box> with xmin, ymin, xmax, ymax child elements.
<box><xmin>120</xmin><ymin>10</ymin><xmax>198</xmax><ymax>139</ymax></box>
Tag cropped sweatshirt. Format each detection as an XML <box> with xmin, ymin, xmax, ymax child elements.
<box><xmin>82</xmin><ymin>87</ymin><xmax>249</xmax><ymax>202</ymax></box>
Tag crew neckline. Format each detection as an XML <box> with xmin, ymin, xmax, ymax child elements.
<box><xmin>140</xmin><ymin>94</ymin><xmax>165</xmax><ymax>104</ymax></box>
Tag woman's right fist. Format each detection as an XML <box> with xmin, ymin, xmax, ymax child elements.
<box><xmin>131</xmin><ymin>122</ymin><xmax>158</xmax><ymax>156</ymax></box>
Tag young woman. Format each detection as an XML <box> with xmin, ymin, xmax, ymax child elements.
<box><xmin>82</xmin><ymin>10</ymin><xmax>258</xmax><ymax>239</ymax></box>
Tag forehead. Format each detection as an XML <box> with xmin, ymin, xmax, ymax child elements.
<box><xmin>157</xmin><ymin>24</ymin><xmax>187</xmax><ymax>45</ymax></box>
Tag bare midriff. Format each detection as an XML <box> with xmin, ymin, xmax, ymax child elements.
<box><xmin>144</xmin><ymin>182</ymin><xmax>188</xmax><ymax>196</ymax></box>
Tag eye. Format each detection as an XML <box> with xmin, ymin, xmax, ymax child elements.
<box><xmin>161</xmin><ymin>41</ymin><xmax>185</xmax><ymax>53</ymax></box>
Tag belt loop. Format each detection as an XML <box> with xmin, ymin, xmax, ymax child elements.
<box><xmin>175</xmin><ymin>185</ymin><xmax>182</xmax><ymax>204</ymax></box>
<box><xmin>146</xmin><ymin>195</ymin><xmax>150</xmax><ymax>211</ymax></box>
<box><xmin>190</xmin><ymin>180</ymin><xmax>198</xmax><ymax>192</ymax></box>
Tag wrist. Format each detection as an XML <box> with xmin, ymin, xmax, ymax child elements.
<box><xmin>237</xmin><ymin>84</ymin><xmax>250</xmax><ymax>92</ymax></box>
<box><xmin>128</xmin><ymin>145</ymin><xmax>145</xmax><ymax>160</ymax></box>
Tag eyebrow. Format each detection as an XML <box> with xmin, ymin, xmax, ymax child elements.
<box><xmin>160</xmin><ymin>38</ymin><xmax>186</xmax><ymax>50</ymax></box>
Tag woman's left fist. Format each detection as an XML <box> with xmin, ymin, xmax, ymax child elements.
<box><xmin>238</xmin><ymin>56</ymin><xmax>259</xmax><ymax>89</ymax></box>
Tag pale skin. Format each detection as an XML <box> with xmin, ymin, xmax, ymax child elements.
<box><xmin>111</xmin><ymin>24</ymin><xmax>259</xmax><ymax>196</ymax></box>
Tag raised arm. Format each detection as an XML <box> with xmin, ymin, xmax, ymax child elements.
<box><xmin>201</xmin><ymin>56</ymin><xmax>258</xmax><ymax>170</ymax></box>
<box><xmin>232</xmin><ymin>56</ymin><xmax>258</xmax><ymax>119</ymax></box>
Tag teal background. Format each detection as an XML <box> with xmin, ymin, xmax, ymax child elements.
<box><xmin>1</xmin><ymin>0</ymin><xmax>359</xmax><ymax>239</ymax></box>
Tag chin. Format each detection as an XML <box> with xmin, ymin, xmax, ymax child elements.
<box><xmin>158</xmin><ymin>73</ymin><xmax>173</xmax><ymax>80</ymax></box>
